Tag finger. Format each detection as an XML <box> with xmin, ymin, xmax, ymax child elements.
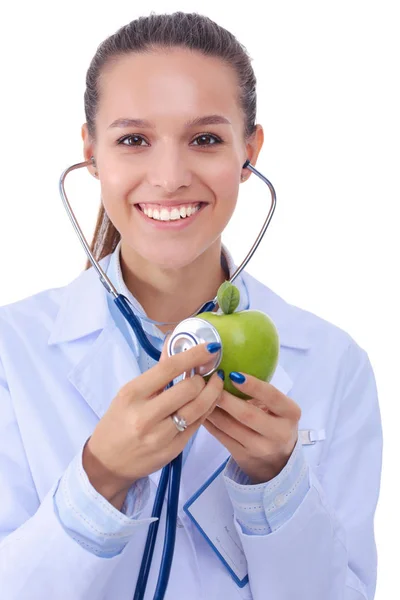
<box><xmin>151</xmin><ymin>401</ymin><xmax>217</xmax><ymax>460</ymax></box>
<box><xmin>156</xmin><ymin>370</ymin><xmax>224</xmax><ymax>438</ymax></box>
<box><xmin>145</xmin><ymin>333</ymin><xmax>174</xmax><ymax>398</ymax></box>
<box><xmin>158</xmin><ymin>374</ymin><xmax>224</xmax><ymax>460</ymax></box>
<box><xmin>202</xmin><ymin>419</ymin><xmax>245</xmax><ymax>455</ymax></box>
<box><xmin>146</xmin><ymin>374</ymin><xmax>206</xmax><ymax>423</ymax></box>
<box><xmin>121</xmin><ymin>341</ymin><xmax>221</xmax><ymax>399</ymax></box>
<box><xmin>228</xmin><ymin>373</ymin><xmax>302</xmax><ymax>420</ymax></box>
<box><xmin>159</xmin><ymin>333</ymin><xmax>173</xmax><ymax>364</ymax></box>
<box><xmin>150</xmin><ymin>413</ymin><xmax>205</xmax><ymax>460</ymax></box>
<box><xmin>207</xmin><ymin>405</ymin><xmax>264</xmax><ymax>447</ymax></box>
<box><xmin>159</xmin><ymin>333</ymin><xmax>194</xmax><ymax>383</ymax></box>
<box><xmin>167</xmin><ymin>415</ymin><xmax>206</xmax><ymax>456</ymax></box>
<box><xmin>217</xmin><ymin>389</ymin><xmax>283</xmax><ymax>437</ymax></box>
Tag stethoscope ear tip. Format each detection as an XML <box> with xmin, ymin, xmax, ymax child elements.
<box><xmin>242</xmin><ymin>158</ymin><xmax>250</xmax><ymax>169</ymax></box>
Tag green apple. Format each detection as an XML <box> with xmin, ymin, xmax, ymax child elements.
<box><xmin>194</xmin><ymin>281</ymin><xmax>280</xmax><ymax>400</ymax></box>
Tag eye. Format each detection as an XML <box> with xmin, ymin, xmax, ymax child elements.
<box><xmin>117</xmin><ymin>135</ymin><xmax>149</xmax><ymax>147</ymax></box>
<box><xmin>116</xmin><ymin>132</ymin><xmax>223</xmax><ymax>148</ymax></box>
<box><xmin>191</xmin><ymin>133</ymin><xmax>222</xmax><ymax>146</ymax></box>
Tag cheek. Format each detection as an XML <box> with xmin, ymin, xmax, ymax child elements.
<box><xmin>212</xmin><ymin>166</ymin><xmax>240</xmax><ymax>217</ymax></box>
<box><xmin>99</xmin><ymin>170</ymin><xmax>138</xmax><ymax>226</ymax></box>
<box><xmin>100</xmin><ymin>187</ymin><xmax>126</xmax><ymax>230</ymax></box>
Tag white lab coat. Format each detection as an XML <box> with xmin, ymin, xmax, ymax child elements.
<box><xmin>0</xmin><ymin>254</ymin><xmax>382</xmax><ymax>600</ymax></box>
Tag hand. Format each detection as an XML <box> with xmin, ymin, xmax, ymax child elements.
<box><xmin>83</xmin><ymin>338</ymin><xmax>224</xmax><ymax>506</ymax></box>
<box><xmin>203</xmin><ymin>373</ymin><xmax>301</xmax><ymax>484</ymax></box>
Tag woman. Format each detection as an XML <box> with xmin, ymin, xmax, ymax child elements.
<box><xmin>0</xmin><ymin>11</ymin><xmax>382</xmax><ymax>600</ymax></box>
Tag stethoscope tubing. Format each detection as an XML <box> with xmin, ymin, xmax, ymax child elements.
<box><xmin>58</xmin><ymin>157</ymin><xmax>277</xmax><ymax>600</ymax></box>
<box><xmin>133</xmin><ymin>293</ymin><xmax>219</xmax><ymax>598</ymax></box>
<box><xmin>153</xmin><ymin>452</ymin><xmax>182</xmax><ymax>599</ymax></box>
<box><xmin>134</xmin><ymin>461</ymin><xmax>171</xmax><ymax>599</ymax></box>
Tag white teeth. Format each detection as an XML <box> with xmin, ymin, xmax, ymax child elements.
<box><xmin>160</xmin><ymin>208</ymin><xmax>182</xmax><ymax>221</ymax></box>
<box><xmin>141</xmin><ymin>204</ymin><xmax>201</xmax><ymax>221</ymax></box>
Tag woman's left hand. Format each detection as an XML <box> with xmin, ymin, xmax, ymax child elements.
<box><xmin>203</xmin><ymin>373</ymin><xmax>302</xmax><ymax>484</ymax></box>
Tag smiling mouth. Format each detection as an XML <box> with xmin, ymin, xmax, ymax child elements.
<box><xmin>136</xmin><ymin>202</ymin><xmax>207</xmax><ymax>222</ymax></box>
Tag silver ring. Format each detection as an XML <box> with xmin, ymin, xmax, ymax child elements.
<box><xmin>171</xmin><ymin>413</ymin><xmax>188</xmax><ymax>432</ymax></box>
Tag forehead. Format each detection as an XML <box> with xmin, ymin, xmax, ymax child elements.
<box><xmin>97</xmin><ymin>48</ymin><xmax>243</xmax><ymax>128</ymax></box>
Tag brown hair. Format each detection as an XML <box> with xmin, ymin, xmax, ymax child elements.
<box><xmin>83</xmin><ymin>11</ymin><xmax>257</xmax><ymax>270</ymax></box>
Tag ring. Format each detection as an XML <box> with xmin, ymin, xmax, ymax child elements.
<box><xmin>171</xmin><ymin>413</ymin><xmax>188</xmax><ymax>432</ymax></box>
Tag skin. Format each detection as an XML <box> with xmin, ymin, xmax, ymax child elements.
<box><xmin>81</xmin><ymin>47</ymin><xmax>300</xmax><ymax>493</ymax></box>
<box><xmin>82</xmin><ymin>47</ymin><xmax>263</xmax><ymax>330</ymax></box>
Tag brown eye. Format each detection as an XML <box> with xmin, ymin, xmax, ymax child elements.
<box><xmin>192</xmin><ymin>134</ymin><xmax>222</xmax><ymax>146</ymax></box>
<box><xmin>118</xmin><ymin>135</ymin><xmax>148</xmax><ymax>146</ymax></box>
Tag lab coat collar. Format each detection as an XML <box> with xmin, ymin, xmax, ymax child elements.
<box><xmin>48</xmin><ymin>255</ymin><xmax>111</xmax><ymax>346</ymax></box>
<box><xmin>47</xmin><ymin>254</ymin><xmax>311</xmax><ymax>499</ymax></box>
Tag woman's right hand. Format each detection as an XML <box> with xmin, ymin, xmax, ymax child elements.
<box><xmin>82</xmin><ymin>338</ymin><xmax>224</xmax><ymax>508</ymax></box>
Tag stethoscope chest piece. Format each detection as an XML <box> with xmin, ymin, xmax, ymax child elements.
<box><xmin>167</xmin><ymin>317</ymin><xmax>222</xmax><ymax>377</ymax></box>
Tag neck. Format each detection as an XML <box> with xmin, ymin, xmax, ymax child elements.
<box><xmin>119</xmin><ymin>239</ymin><xmax>229</xmax><ymax>332</ymax></box>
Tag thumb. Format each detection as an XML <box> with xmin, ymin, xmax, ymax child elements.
<box><xmin>159</xmin><ymin>332</ymin><xmax>173</xmax><ymax>364</ymax></box>
<box><xmin>159</xmin><ymin>331</ymin><xmax>193</xmax><ymax>383</ymax></box>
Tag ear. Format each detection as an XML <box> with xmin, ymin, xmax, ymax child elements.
<box><xmin>241</xmin><ymin>124</ymin><xmax>264</xmax><ymax>183</ymax></box>
<box><xmin>81</xmin><ymin>123</ymin><xmax>98</xmax><ymax>178</ymax></box>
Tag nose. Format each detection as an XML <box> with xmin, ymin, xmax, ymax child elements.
<box><xmin>147</xmin><ymin>145</ymin><xmax>192</xmax><ymax>193</ymax></box>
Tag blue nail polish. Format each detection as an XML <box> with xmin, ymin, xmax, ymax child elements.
<box><xmin>217</xmin><ymin>369</ymin><xmax>225</xmax><ymax>380</ymax></box>
<box><xmin>207</xmin><ymin>342</ymin><xmax>221</xmax><ymax>354</ymax></box>
<box><xmin>229</xmin><ymin>371</ymin><xmax>246</xmax><ymax>384</ymax></box>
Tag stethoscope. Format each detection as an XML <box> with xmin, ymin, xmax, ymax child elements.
<box><xmin>59</xmin><ymin>157</ymin><xmax>276</xmax><ymax>600</ymax></box>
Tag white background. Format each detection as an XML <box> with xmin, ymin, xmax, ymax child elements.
<box><xmin>0</xmin><ymin>1</ymin><xmax>398</xmax><ymax>596</ymax></box>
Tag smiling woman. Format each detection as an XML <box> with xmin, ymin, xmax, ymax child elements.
<box><xmin>0</xmin><ymin>10</ymin><xmax>383</xmax><ymax>600</ymax></box>
<box><xmin>79</xmin><ymin>20</ymin><xmax>265</xmax><ymax>326</ymax></box>
<box><xmin>81</xmin><ymin>30</ymin><xmax>264</xmax><ymax>327</ymax></box>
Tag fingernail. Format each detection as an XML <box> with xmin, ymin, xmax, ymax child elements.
<box><xmin>207</xmin><ymin>342</ymin><xmax>221</xmax><ymax>354</ymax></box>
<box><xmin>217</xmin><ymin>369</ymin><xmax>225</xmax><ymax>380</ymax></box>
<box><xmin>229</xmin><ymin>371</ymin><xmax>246</xmax><ymax>384</ymax></box>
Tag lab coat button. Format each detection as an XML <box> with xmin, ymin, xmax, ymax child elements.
<box><xmin>177</xmin><ymin>517</ymin><xmax>184</xmax><ymax>528</ymax></box>
<box><xmin>274</xmin><ymin>493</ymin><xmax>286</xmax><ymax>507</ymax></box>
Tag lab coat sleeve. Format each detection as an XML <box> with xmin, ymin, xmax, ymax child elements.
<box><xmin>229</xmin><ymin>342</ymin><xmax>383</xmax><ymax>600</ymax></box>
<box><xmin>223</xmin><ymin>434</ymin><xmax>310</xmax><ymax>534</ymax></box>
<box><xmin>53</xmin><ymin>439</ymin><xmax>157</xmax><ymax>558</ymax></box>
<box><xmin>0</xmin><ymin>357</ymin><xmax>156</xmax><ymax>600</ymax></box>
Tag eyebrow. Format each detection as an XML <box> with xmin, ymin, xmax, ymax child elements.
<box><xmin>108</xmin><ymin>114</ymin><xmax>231</xmax><ymax>129</ymax></box>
